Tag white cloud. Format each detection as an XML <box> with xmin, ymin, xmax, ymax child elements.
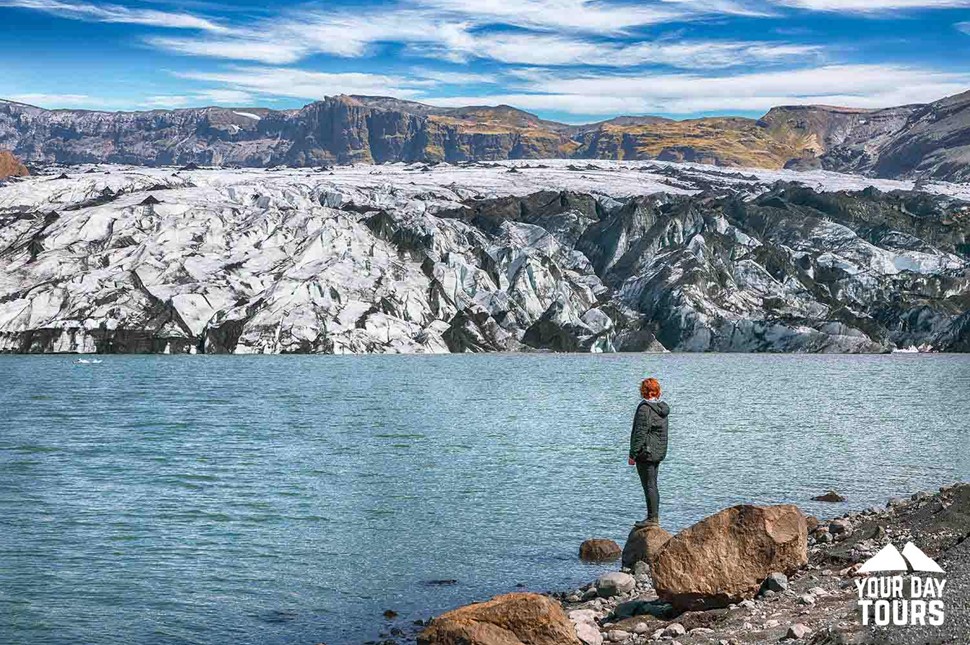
<box><xmin>198</xmin><ymin>89</ymin><xmax>256</xmax><ymax>104</ymax></box>
<box><xmin>146</xmin><ymin>36</ymin><xmax>307</xmax><ymax>64</ymax></box>
<box><xmin>414</xmin><ymin>0</ymin><xmax>684</xmax><ymax>32</ymax></box>
<box><xmin>8</xmin><ymin>92</ymin><xmax>93</xmax><ymax>106</ymax></box>
<box><xmin>411</xmin><ymin>69</ymin><xmax>498</xmax><ymax>85</ymax></box>
<box><xmin>773</xmin><ymin>0</ymin><xmax>970</xmax><ymax>11</ymax></box>
<box><xmin>175</xmin><ymin>67</ymin><xmax>432</xmax><ymax>101</ymax></box>
<box><xmin>138</xmin><ymin>89</ymin><xmax>255</xmax><ymax>109</ymax></box>
<box><xmin>0</xmin><ymin>0</ymin><xmax>226</xmax><ymax>31</ymax></box>
<box><xmin>434</xmin><ymin>32</ymin><xmax>821</xmax><ymax>67</ymax></box>
<box><xmin>425</xmin><ymin>64</ymin><xmax>970</xmax><ymax>114</ymax></box>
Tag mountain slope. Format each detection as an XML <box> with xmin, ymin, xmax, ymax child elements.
<box><xmin>2</xmin><ymin>90</ymin><xmax>970</xmax><ymax>180</ymax></box>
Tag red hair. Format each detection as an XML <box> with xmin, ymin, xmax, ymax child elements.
<box><xmin>640</xmin><ymin>378</ymin><xmax>661</xmax><ymax>400</ymax></box>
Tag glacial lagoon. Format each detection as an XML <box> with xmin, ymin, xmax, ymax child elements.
<box><xmin>2</xmin><ymin>353</ymin><xmax>968</xmax><ymax>644</ymax></box>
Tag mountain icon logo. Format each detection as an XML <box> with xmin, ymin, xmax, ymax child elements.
<box><xmin>858</xmin><ymin>542</ymin><xmax>945</xmax><ymax>574</ymax></box>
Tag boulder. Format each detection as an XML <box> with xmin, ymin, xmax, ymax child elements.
<box><xmin>418</xmin><ymin>592</ymin><xmax>581</xmax><ymax>645</ymax></box>
<box><xmin>595</xmin><ymin>572</ymin><xmax>636</xmax><ymax>598</ymax></box>
<box><xmin>621</xmin><ymin>523</ymin><xmax>672</xmax><ymax>568</ymax></box>
<box><xmin>651</xmin><ymin>504</ymin><xmax>808</xmax><ymax>611</ymax></box>
<box><xmin>580</xmin><ymin>539</ymin><xmax>622</xmax><ymax>562</ymax></box>
<box><xmin>0</xmin><ymin>151</ymin><xmax>28</xmax><ymax>180</ymax></box>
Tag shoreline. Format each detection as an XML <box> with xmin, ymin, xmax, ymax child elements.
<box><xmin>391</xmin><ymin>483</ymin><xmax>969</xmax><ymax>645</ymax></box>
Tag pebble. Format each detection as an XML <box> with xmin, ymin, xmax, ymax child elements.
<box><xmin>607</xmin><ymin>629</ymin><xmax>631</xmax><ymax>642</ymax></box>
<box><xmin>828</xmin><ymin>519</ymin><xmax>851</xmax><ymax>535</ymax></box>
<box><xmin>808</xmin><ymin>586</ymin><xmax>827</xmax><ymax>597</ymax></box>
<box><xmin>764</xmin><ymin>619</ymin><xmax>780</xmax><ymax>628</ymax></box>
<box><xmin>785</xmin><ymin>623</ymin><xmax>812</xmax><ymax>640</ymax></box>
<box><xmin>798</xmin><ymin>594</ymin><xmax>816</xmax><ymax>606</ymax></box>
<box><xmin>662</xmin><ymin>623</ymin><xmax>686</xmax><ymax>637</ymax></box>
<box><xmin>739</xmin><ymin>599</ymin><xmax>756</xmax><ymax>610</ymax></box>
<box><xmin>596</xmin><ymin>572</ymin><xmax>636</xmax><ymax>598</ymax></box>
<box><xmin>574</xmin><ymin>621</ymin><xmax>603</xmax><ymax>645</ymax></box>
<box><xmin>763</xmin><ymin>572</ymin><xmax>789</xmax><ymax>592</ymax></box>
<box><xmin>569</xmin><ymin>609</ymin><xmax>600</xmax><ymax>624</ymax></box>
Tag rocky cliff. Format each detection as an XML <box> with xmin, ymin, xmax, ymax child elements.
<box><xmin>1</xmin><ymin>161</ymin><xmax>966</xmax><ymax>354</ymax></box>
<box><xmin>3</xmin><ymin>90</ymin><xmax>970</xmax><ymax>181</ymax></box>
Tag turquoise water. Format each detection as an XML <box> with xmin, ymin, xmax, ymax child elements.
<box><xmin>1</xmin><ymin>354</ymin><xmax>968</xmax><ymax>644</ymax></box>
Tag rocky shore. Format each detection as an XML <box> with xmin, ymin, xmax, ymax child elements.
<box><xmin>375</xmin><ymin>483</ymin><xmax>969</xmax><ymax>645</ymax></box>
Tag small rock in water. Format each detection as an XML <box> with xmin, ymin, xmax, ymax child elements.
<box><xmin>383</xmin><ymin>609</ymin><xmax>398</xmax><ymax>619</ymax></box>
<box><xmin>596</xmin><ymin>572</ymin><xmax>636</xmax><ymax>598</ymax></box>
<box><xmin>785</xmin><ymin>623</ymin><xmax>812</xmax><ymax>640</ymax></box>
<box><xmin>425</xmin><ymin>579</ymin><xmax>457</xmax><ymax>586</ymax></box>
<box><xmin>812</xmin><ymin>490</ymin><xmax>846</xmax><ymax>502</ymax></box>
<box><xmin>580</xmin><ymin>538</ymin><xmax>622</xmax><ymax>562</ymax></box>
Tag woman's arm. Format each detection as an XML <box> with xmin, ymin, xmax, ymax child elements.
<box><xmin>629</xmin><ymin>404</ymin><xmax>652</xmax><ymax>462</ymax></box>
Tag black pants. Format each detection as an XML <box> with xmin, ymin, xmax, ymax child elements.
<box><xmin>636</xmin><ymin>460</ymin><xmax>660</xmax><ymax>521</ymax></box>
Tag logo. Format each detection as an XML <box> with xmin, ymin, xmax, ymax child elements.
<box><xmin>855</xmin><ymin>542</ymin><xmax>946</xmax><ymax>627</ymax></box>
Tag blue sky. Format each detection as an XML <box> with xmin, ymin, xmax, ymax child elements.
<box><xmin>1</xmin><ymin>0</ymin><xmax>969</xmax><ymax>122</ymax></box>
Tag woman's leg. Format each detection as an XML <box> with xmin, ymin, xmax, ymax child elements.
<box><xmin>635</xmin><ymin>461</ymin><xmax>660</xmax><ymax>522</ymax></box>
<box><xmin>646</xmin><ymin>461</ymin><xmax>659</xmax><ymax>522</ymax></box>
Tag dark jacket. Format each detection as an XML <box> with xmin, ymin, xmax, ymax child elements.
<box><xmin>629</xmin><ymin>399</ymin><xmax>670</xmax><ymax>463</ymax></box>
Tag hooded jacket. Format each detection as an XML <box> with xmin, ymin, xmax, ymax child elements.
<box><xmin>629</xmin><ymin>399</ymin><xmax>670</xmax><ymax>463</ymax></box>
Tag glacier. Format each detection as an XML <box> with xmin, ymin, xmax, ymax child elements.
<box><xmin>1</xmin><ymin>160</ymin><xmax>968</xmax><ymax>354</ymax></box>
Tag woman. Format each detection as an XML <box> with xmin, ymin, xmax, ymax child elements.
<box><xmin>628</xmin><ymin>377</ymin><xmax>669</xmax><ymax>526</ymax></box>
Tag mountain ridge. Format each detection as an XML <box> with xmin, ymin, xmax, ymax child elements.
<box><xmin>3</xmin><ymin>90</ymin><xmax>970</xmax><ymax>181</ymax></box>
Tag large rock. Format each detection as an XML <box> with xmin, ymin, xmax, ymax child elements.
<box><xmin>622</xmin><ymin>524</ymin><xmax>672</xmax><ymax>568</ymax></box>
<box><xmin>418</xmin><ymin>592</ymin><xmax>581</xmax><ymax>645</ymax></box>
<box><xmin>579</xmin><ymin>538</ymin><xmax>621</xmax><ymax>562</ymax></box>
<box><xmin>652</xmin><ymin>504</ymin><xmax>808</xmax><ymax>611</ymax></box>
